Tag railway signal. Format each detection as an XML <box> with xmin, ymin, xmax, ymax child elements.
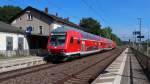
<box><xmin>133</xmin><ymin>31</ymin><xmax>140</xmax><ymax>35</ymax></box>
<box><xmin>137</xmin><ymin>36</ymin><xmax>144</xmax><ymax>38</ymax></box>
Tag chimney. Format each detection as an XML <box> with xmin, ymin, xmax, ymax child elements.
<box><xmin>64</xmin><ymin>17</ymin><xmax>69</xmax><ymax>21</ymax></box>
<box><xmin>55</xmin><ymin>13</ymin><xmax>58</xmax><ymax>16</ymax></box>
<box><xmin>44</xmin><ymin>7</ymin><xmax>48</xmax><ymax>14</ymax></box>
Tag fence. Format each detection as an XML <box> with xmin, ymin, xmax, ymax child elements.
<box><xmin>131</xmin><ymin>47</ymin><xmax>150</xmax><ymax>80</ymax></box>
<box><xmin>131</xmin><ymin>42</ymin><xmax>150</xmax><ymax>57</ymax></box>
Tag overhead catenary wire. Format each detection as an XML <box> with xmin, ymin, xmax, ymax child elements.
<box><xmin>80</xmin><ymin>0</ymin><xmax>111</xmax><ymax>26</ymax></box>
<box><xmin>90</xmin><ymin>0</ymin><xmax>112</xmax><ymax>23</ymax></box>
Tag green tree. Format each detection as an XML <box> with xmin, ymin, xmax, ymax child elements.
<box><xmin>101</xmin><ymin>27</ymin><xmax>112</xmax><ymax>39</ymax></box>
<box><xmin>79</xmin><ymin>17</ymin><xmax>123</xmax><ymax>45</ymax></box>
<box><xmin>111</xmin><ymin>33</ymin><xmax>122</xmax><ymax>46</ymax></box>
<box><xmin>0</xmin><ymin>5</ymin><xmax>22</xmax><ymax>23</ymax></box>
<box><xmin>79</xmin><ymin>17</ymin><xmax>101</xmax><ymax>35</ymax></box>
<box><xmin>101</xmin><ymin>27</ymin><xmax>122</xmax><ymax>45</ymax></box>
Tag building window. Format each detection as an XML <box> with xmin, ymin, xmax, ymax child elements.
<box><xmin>27</xmin><ymin>13</ymin><xmax>33</xmax><ymax>20</ymax></box>
<box><xmin>39</xmin><ymin>26</ymin><xmax>43</xmax><ymax>34</ymax></box>
<box><xmin>6</xmin><ymin>37</ymin><xmax>13</xmax><ymax>50</ymax></box>
<box><xmin>77</xmin><ymin>38</ymin><xmax>80</xmax><ymax>44</ymax></box>
<box><xmin>18</xmin><ymin>37</ymin><xmax>24</xmax><ymax>50</ymax></box>
<box><xmin>19</xmin><ymin>27</ymin><xmax>22</xmax><ymax>30</ymax></box>
<box><xmin>70</xmin><ymin>37</ymin><xmax>73</xmax><ymax>43</ymax></box>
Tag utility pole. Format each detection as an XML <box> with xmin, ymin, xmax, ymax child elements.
<box><xmin>147</xmin><ymin>31</ymin><xmax>149</xmax><ymax>56</ymax></box>
<box><xmin>137</xmin><ymin>18</ymin><xmax>142</xmax><ymax>50</ymax></box>
<box><xmin>137</xmin><ymin>18</ymin><xmax>142</xmax><ymax>41</ymax></box>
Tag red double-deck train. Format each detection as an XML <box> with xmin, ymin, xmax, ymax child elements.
<box><xmin>47</xmin><ymin>27</ymin><xmax>116</xmax><ymax>62</ymax></box>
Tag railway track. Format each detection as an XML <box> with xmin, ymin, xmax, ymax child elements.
<box><xmin>0</xmin><ymin>47</ymin><xmax>125</xmax><ymax>84</ymax></box>
<box><xmin>0</xmin><ymin>63</ymin><xmax>56</xmax><ymax>82</ymax></box>
<box><xmin>55</xmin><ymin>48</ymin><xmax>125</xmax><ymax>84</ymax></box>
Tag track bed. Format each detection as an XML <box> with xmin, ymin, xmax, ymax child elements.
<box><xmin>0</xmin><ymin>47</ymin><xmax>125</xmax><ymax>84</ymax></box>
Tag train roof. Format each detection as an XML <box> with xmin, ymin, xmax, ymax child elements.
<box><xmin>52</xmin><ymin>26</ymin><xmax>101</xmax><ymax>41</ymax></box>
<box><xmin>100</xmin><ymin>37</ymin><xmax>113</xmax><ymax>43</ymax></box>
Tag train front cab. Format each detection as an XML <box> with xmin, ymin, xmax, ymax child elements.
<box><xmin>47</xmin><ymin>30</ymin><xmax>82</xmax><ymax>61</ymax></box>
<box><xmin>47</xmin><ymin>32</ymin><xmax>66</xmax><ymax>61</ymax></box>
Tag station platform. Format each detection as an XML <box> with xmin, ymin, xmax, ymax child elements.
<box><xmin>0</xmin><ymin>56</ymin><xmax>46</xmax><ymax>73</ymax></box>
<box><xmin>92</xmin><ymin>48</ymin><xmax>150</xmax><ymax>84</ymax></box>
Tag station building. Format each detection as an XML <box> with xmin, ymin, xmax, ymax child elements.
<box><xmin>0</xmin><ymin>21</ymin><xmax>29</xmax><ymax>57</ymax></box>
<box><xmin>9</xmin><ymin>6</ymin><xmax>80</xmax><ymax>52</ymax></box>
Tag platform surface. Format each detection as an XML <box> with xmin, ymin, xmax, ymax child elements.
<box><xmin>0</xmin><ymin>56</ymin><xmax>46</xmax><ymax>73</ymax></box>
<box><xmin>92</xmin><ymin>48</ymin><xmax>150</xmax><ymax>84</ymax></box>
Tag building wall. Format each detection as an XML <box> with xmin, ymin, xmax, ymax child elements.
<box><xmin>0</xmin><ymin>32</ymin><xmax>29</xmax><ymax>50</ymax></box>
<box><xmin>11</xmin><ymin>9</ymin><xmax>53</xmax><ymax>36</ymax></box>
<box><xmin>11</xmin><ymin>8</ymin><xmax>75</xmax><ymax>36</ymax></box>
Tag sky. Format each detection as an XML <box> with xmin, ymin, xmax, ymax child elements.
<box><xmin>0</xmin><ymin>0</ymin><xmax>150</xmax><ymax>41</ymax></box>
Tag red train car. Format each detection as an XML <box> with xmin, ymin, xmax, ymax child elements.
<box><xmin>112</xmin><ymin>41</ymin><xmax>117</xmax><ymax>49</ymax></box>
<box><xmin>47</xmin><ymin>27</ymin><xmax>116</xmax><ymax>61</ymax></box>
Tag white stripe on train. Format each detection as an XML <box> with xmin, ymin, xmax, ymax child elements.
<box><xmin>64</xmin><ymin>48</ymin><xmax>112</xmax><ymax>56</ymax></box>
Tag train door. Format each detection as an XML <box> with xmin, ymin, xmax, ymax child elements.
<box><xmin>81</xmin><ymin>41</ymin><xmax>85</xmax><ymax>51</ymax></box>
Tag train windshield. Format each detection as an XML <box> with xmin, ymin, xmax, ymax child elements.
<box><xmin>50</xmin><ymin>33</ymin><xmax>66</xmax><ymax>46</ymax></box>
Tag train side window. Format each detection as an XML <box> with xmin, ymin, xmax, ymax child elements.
<box><xmin>77</xmin><ymin>38</ymin><xmax>80</xmax><ymax>44</ymax></box>
<box><xmin>70</xmin><ymin>37</ymin><xmax>73</xmax><ymax>43</ymax></box>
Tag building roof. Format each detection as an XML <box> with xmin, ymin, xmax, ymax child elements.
<box><xmin>9</xmin><ymin>6</ymin><xmax>80</xmax><ymax>28</ymax></box>
<box><xmin>0</xmin><ymin>21</ymin><xmax>24</xmax><ymax>34</ymax></box>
